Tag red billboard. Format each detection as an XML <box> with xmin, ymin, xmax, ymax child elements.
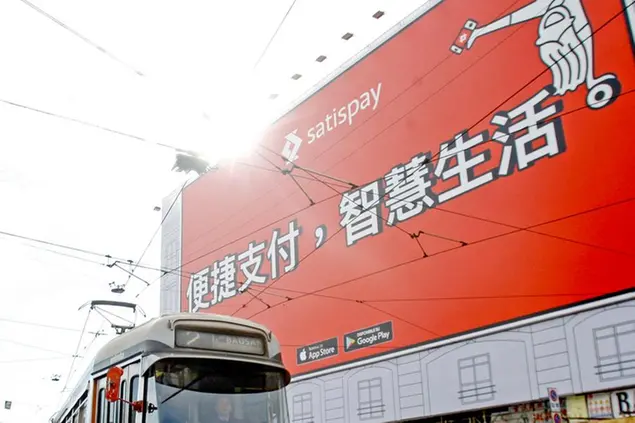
<box><xmin>180</xmin><ymin>0</ymin><xmax>635</xmax><ymax>376</ymax></box>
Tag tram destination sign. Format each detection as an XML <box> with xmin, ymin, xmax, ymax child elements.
<box><xmin>344</xmin><ymin>321</ymin><xmax>393</xmax><ymax>353</ymax></box>
<box><xmin>175</xmin><ymin>329</ymin><xmax>266</xmax><ymax>355</ymax></box>
<box><xmin>296</xmin><ymin>337</ymin><xmax>339</xmax><ymax>365</ymax></box>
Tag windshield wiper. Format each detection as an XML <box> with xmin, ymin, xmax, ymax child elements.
<box><xmin>160</xmin><ymin>374</ymin><xmax>207</xmax><ymax>405</ymax></box>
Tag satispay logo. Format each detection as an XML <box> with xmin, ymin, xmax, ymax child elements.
<box><xmin>281</xmin><ymin>83</ymin><xmax>383</xmax><ymax>163</ymax></box>
<box><xmin>450</xmin><ymin>0</ymin><xmax>622</xmax><ymax>110</ymax></box>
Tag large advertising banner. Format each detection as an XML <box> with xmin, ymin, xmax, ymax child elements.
<box><xmin>180</xmin><ymin>0</ymin><xmax>635</xmax><ymax>376</ymax></box>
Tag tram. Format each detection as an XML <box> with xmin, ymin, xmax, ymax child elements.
<box><xmin>50</xmin><ymin>312</ymin><xmax>291</xmax><ymax>423</ymax></box>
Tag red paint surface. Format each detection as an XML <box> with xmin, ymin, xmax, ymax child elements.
<box><xmin>180</xmin><ymin>0</ymin><xmax>635</xmax><ymax>376</ymax></box>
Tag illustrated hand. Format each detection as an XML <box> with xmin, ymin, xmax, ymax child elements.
<box><xmin>536</xmin><ymin>5</ymin><xmax>588</xmax><ymax>95</ymax></box>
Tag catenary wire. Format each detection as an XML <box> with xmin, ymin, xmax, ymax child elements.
<box><xmin>161</xmin><ymin>0</ymin><xmax>531</xmax><ymax>251</ymax></box>
<box><xmin>168</xmin><ymin>0</ymin><xmax>588</xmax><ymax>258</ymax></box>
<box><xmin>0</xmin><ymin>357</ymin><xmax>71</xmax><ymax>364</ymax></box>
<box><xmin>0</xmin><ymin>316</ymin><xmax>104</xmax><ymax>334</ymax></box>
<box><xmin>236</xmin><ymin>4</ymin><xmax>632</xmax><ymax>313</ymax></box>
<box><xmin>0</xmin><ymin>227</ymin><xmax>172</xmax><ymax>274</ymax></box>
<box><xmin>248</xmin><ymin>285</ymin><xmax>615</xmax><ymax>304</ymax></box>
<box><xmin>15</xmin><ymin>0</ymin><xmax>144</xmax><ymax>77</ymax></box>
<box><xmin>252</xmin><ymin>0</ymin><xmax>299</xmax><ymax>69</ymax></box>
<box><xmin>7</xmin><ymin>84</ymin><xmax>629</xmax><ymax>289</ymax></box>
<box><xmin>0</xmin><ymin>98</ymin><xmax>176</xmax><ymax>149</ymax></box>
<box><xmin>0</xmin><ymin>338</ymin><xmax>78</xmax><ymax>357</ymax></box>
<box><xmin>98</xmin><ymin>79</ymin><xmax>635</xmax><ymax>301</ymax></box>
<box><xmin>245</xmin><ymin>196</ymin><xmax>635</xmax><ymax>320</ymax></box>
<box><xmin>18</xmin><ymin>2</ymin><xmax>625</xmax><ymax>305</ymax></box>
<box><xmin>137</xmin><ymin>85</ymin><xmax>635</xmax><ymax>300</ymax></box>
<box><xmin>0</xmin><ymin>0</ymin><xmax>530</xmax><ymax>268</ymax></box>
<box><xmin>183</xmin><ymin>0</ymin><xmax>532</xmax><ymax>236</ymax></box>
<box><xmin>310</xmin><ymin>0</ymin><xmax>530</xmax><ymax>166</ymax></box>
<box><xmin>121</xmin><ymin>178</ymin><xmax>191</xmax><ymax>290</ymax></box>
<box><xmin>60</xmin><ymin>308</ymin><xmax>91</xmax><ymax>394</ymax></box>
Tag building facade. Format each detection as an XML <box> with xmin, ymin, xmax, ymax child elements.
<box><xmin>160</xmin><ymin>0</ymin><xmax>635</xmax><ymax>421</ymax></box>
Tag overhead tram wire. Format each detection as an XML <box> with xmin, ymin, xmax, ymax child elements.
<box><xmin>60</xmin><ymin>309</ymin><xmax>91</xmax><ymax>395</ymax></box>
<box><xmin>256</xmin><ymin>143</ymin><xmax>465</xmax><ymax>246</ymax></box>
<box><xmin>119</xmin><ymin>177</ymin><xmax>192</xmax><ymax>291</ymax></box>
<box><xmin>0</xmin><ymin>227</ymin><xmax>181</xmax><ymax>274</ymax></box>
<box><xmin>244</xmin><ymin>195</ymin><xmax>635</xmax><ymax>321</ymax></box>
<box><xmin>150</xmin><ymin>0</ymin><xmax>536</xmax><ymax>258</ymax></box>
<box><xmin>234</xmin><ymin>4</ymin><xmax>633</xmax><ymax>314</ymax></box>
<box><xmin>0</xmin><ymin>317</ymin><xmax>105</xmax><ymax>335</ymax></box>
<box><xmin>1</xmin><ymin>0</ymin><xmax>531</xmax><ymax>268</ymax></box>
<box><xmin>128</xmin><ymin>83</ymin><xmax>635</xmax><ymax>307</ymax></box>
<box><xmin>0</xmin><ymin>98</ymin><xmax>176</xmax><ymax>151</ymax></box>
<box><xmin>252</xmin><ymin>0</ymin><xmax>299</xmax><ymax>70</ymax></box>
<box><xmin>0</xmin><ymin>338</ymin><xmax>80</xmax><ymax>357</ymax></box>
<box><xmin>15</xmin><ymin>0</ymin><xmax>144</xmax><ymax>77</ymax></box>
<box><xmin>8</xmin><ymin>1</ymin><xmax>627</xmax><ymax>304</ymax></box>
<box><xmin>138</xmin><ymin>84</ymin><xmax>635</xmax><ymax>301</ymax></box>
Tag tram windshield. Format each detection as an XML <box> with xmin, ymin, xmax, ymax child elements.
<box><xmin>149</xmin><ymin>358</ymin><xmax>289</xmax><ymax>423</ymax></box>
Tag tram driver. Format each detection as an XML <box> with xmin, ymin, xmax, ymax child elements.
<box><xmin>208</xmin><ymin>395</ymin><xmax>241</xmax><ymax>423</ymax></box>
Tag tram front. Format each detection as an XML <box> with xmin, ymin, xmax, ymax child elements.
<box><xmin>103</xmin><ymin>315</ymin><xmax>291</xmax><ymax>423</ymax></box>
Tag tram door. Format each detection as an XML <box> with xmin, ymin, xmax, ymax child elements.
<box><xmin>94</xmin><ymin>361</ymin><xmax>141</xmax><ymax>423</ymax></box>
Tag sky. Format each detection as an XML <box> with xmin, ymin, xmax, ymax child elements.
<box><xmin>0</xmin><ymin>0</ymin><xmax>431</xmax><ymax>421</ymax></box>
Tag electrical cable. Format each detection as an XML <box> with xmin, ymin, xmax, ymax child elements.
<box><xmin>309</xmin><ymin>0</ymin><xmax>532</xmax><ymax>166</ymax></box>
<box><xmin>120</xmin><ymin>178</ymin><xmax>191</xmax><ymax>290</ymax></box>
<box><xmin>0</xmin><ymin>228</ymin><xmax>121</xmax><ymax>259</ymax></box>
<box><xmin>0</xmin><ymin>227</ymin><xmax>174</xmax><ymax>275</ymax></box>
<box><xmin>138</xmin><ymin>83</ymin><xmax>634</xmax><ymax>303</ymax></box>
<box><xmin>0</xmin><ymin>357</ymin><xmax>70</xmax><ymax>364</ymax></box>
<box><xmin>258</xmin><ymin>143</ymin><xmax>467</xmax><ymax>248</ymax></box>
<box><xmin>252</xmin><ymin>0</ymin><xmax>299</xmax><ymax>69</ymax></box>
<box><xmin>248</xmin><ymin>285</ymin><xmax>616</xmax><ymax>304</ymax></box>
<box><xmin>0</xmin><ymin>338</ymin><xmax>78</xmax><ymax>357</ymax></box>
<box><xmin>60</xmin><ymin>309</ymin><xmax>91</xmax><ymax>394</ymax></box>
<box><xmin>0</xmin><ymin>317</ymin><xmax>104</xmax><ymax>335</ymax></box>
<box><xmin>179</xmin><ymin>0</ymin><xmax>532</xmax><ymax>239</ymax></box>
<box><xmin>237</xmin><ymin>3</ymin><xmax>633</xmax><ymax>313</ymax></box>
<box><xmin>165</xmin><ymin>0</ymin><xmax>561</xmax><ymax>260</ymax></box>
<box><xmin>234</xmin><ymin>161</ymin><xmax>351</xmax><ymax>188</ymax></box>
<box><xmin>0</xmin><ymin>98</ymin><xmax>175</xmax><ymax>150</ymax></box>
<box><xmin>15</xmin><ymin>0</ymin><xmax>144</xmax><ymax>77</ymax></box>
<box><xmin>245</xmin><ymin>196</ymin><xmax>635</xmax><ymax>320</ymax></box>
<box><xmin>126</xmin><ymin>77</ymin><xmax>633</xmax><ymax>304</ymax></box>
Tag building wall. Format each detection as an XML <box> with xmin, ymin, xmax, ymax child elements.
<box><xmin>285</xmin><ymin>299</ymin><xmax>635</xmax><ymax>423</ymax></box>
<box><xmin>159</xmin><ymin>187</ymin><xmax>182</xmax><ymax>316</ymax></box>
<box><xmin>157</xmin><ymin>186</ymin><xmax>635</xmax><ymax>421</ymax></box>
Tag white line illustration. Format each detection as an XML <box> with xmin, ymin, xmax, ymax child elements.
<box><xmin>450</xmin><ymin>0</ymin><xmax>622</xmax><ymax>109</ymax></box>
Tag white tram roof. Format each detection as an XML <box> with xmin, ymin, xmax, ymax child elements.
<box><xmin>53</xmin><ymin>313</ymin><xmax>283</xmax><ymax>423</ymax></box>
<box><xmin>92</xmin><ymin>312</ymin><xmax>280</xmax><ymax>373</ymax></box>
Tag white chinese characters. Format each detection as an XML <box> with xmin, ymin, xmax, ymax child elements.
<box><xmin>188</xmin><ymin>87</ymin><xmax>569</xmax><ymax>308</ymax></box>
<box><xmin>338</xmin><ymin>87</ymin><xmax>566</xmax><ymax>246</ymax></box>
<box><xmin>186</xmin><ymin>221</ymin><xmax>302</xmax><ymax>312</ymax></box>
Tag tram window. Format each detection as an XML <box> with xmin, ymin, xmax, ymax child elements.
<box><xmin>118</xmin><ymin>380</ymin><xmax>127</xmax><ymax>423</ymax></box>
<box><xmin>97</xmin><ymin>388</ymin><xmax>105</xmax><ymax>423</ymax></box>
<box><xmin>129</xmin><ymin>376</ymin><xmax>139</xmax><ymax>423</ymax></box>
<box><xmin>79</xmin><ymin>402</ymin><xmax>86</xmax><ymax>423</ymax></box>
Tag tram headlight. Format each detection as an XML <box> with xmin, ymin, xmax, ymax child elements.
<box><xmin>175</xmin><ymin>329</ymin><xmax>266</xmax><ymax>355</ymax></box>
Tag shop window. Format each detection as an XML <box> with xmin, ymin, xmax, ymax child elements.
<box><xmin>357</xmin><ymin>378</ymin><xmax>385</xmax><ymax>420</ymax></box>
<box><xmin>594</xmin><ymin>320</ymin><xmax>635</xmax><ymax>381</ymax></box>
<box><xmin>292</xmin><ymin>392</ymin><xmax>313</xmax><ymax>423</ymax></box>
<box><xmin>458</xmin><ymin>353</ymin><xmax>495</xmax><ymax>404</ymax></box>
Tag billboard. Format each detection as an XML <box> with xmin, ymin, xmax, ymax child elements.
<box><xmin>179</xmin><ymin>0</ymin><xmax>635</xmax><ymax>376</ymax></box>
